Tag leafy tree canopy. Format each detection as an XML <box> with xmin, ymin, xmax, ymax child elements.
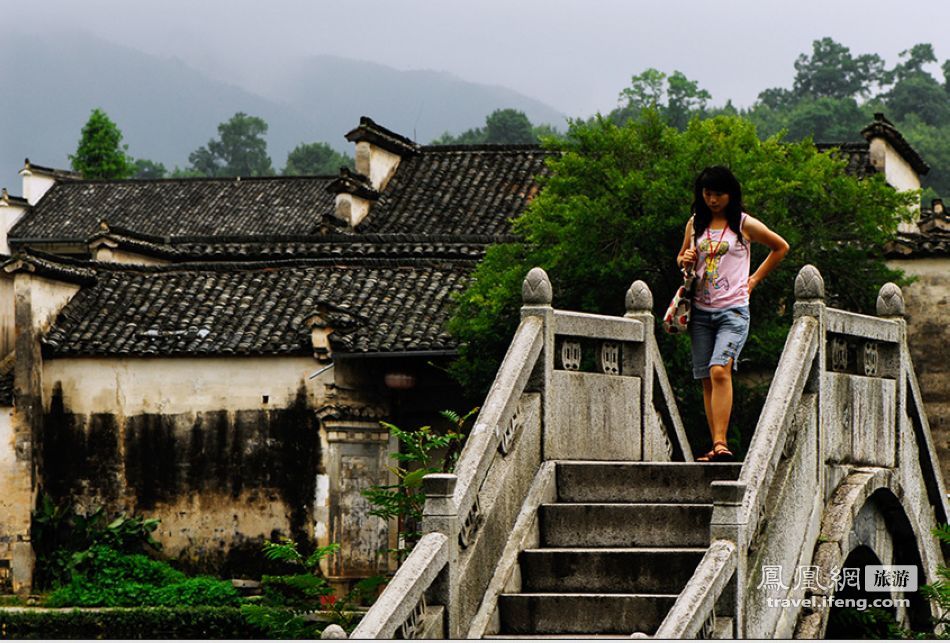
<box><xmin>132</xmin><ymin>159</ymin><xmax>167</xmax><ymax>179</ymax></box>
<box><xmin>283</xmin><ymin>142</ymin><xmax>353</xmax><ymax>176</ymax></box>
<box><xmin>792</xmin><ymin>37</ymin><xmax>886</xmax><ymax>100</ymax></box>
<box><xmin>614</xmin><ymin>69</ymin><xmax>712</xmax><ymax>130</ymax></box>
<box><xmin>188</xmin><ymin>112</ymin><xmax>274</xmax><ymax>177</ymax></box>
<box><xmin>69</xmin><ymin>108</ymin><xmax>134</xmax><ymax>179</ymax></box>
<box><xmin>742</xmin><ymin>37</ymin><xmax>950</xmax><ymax>198</ymax></box>
<box><xmin>432</xmin><ymin>108</ymin><xmax>560</xmax><ymax>145</ymax></box>
<box><xmin>448</xmin><ymin>110</ymin><xmax>913</xmax><ymax>446</ymax></box>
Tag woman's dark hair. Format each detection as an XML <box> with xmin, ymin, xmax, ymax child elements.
<box><xmin>691</xmin><ymin>166</ymin><xmax>745</xmax><ymax>243</ymax></box>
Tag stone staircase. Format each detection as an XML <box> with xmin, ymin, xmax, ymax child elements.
<box><xmin>491</xmin><ymin>461</ymin><xmax>742</xmax><ymax>637</ymax></box>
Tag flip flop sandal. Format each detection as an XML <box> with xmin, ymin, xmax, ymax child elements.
<box><xmin>711</xmin><ymin>441</ymin><xmax>735</xmax><ymax>462</ymax></box>
<box><xmin>697</xmin><ymin>441</ymin><xmax>731</xmax><ymax>462</ymax></box>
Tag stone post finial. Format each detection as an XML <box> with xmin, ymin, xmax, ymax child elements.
<box><xmin>876</xmin><ymin>282</ymin><xmax>905</xmax><ymax>317</ymax></box>
<box><xmin>320</xmin><ymin>624</ymin><xmax>347</xmax><ymax>639</ymax></box>
<box><xmin>625</xmin><ymin>280</ymin><xmax>653</xmax><ymax>314</ymax></box>
<box><xmin>794</xmin><ymin>265</ymin><xmax>825</xmax><ymax>300</ymax></box>
<box><xmin>522</xmin><ymin>267</ymin><xmax>552</xmax><ymax>305</ymax></box>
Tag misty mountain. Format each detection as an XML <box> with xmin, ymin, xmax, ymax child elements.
<box><xmin>0</xmin><ymin>31</ymin><xmax>566</xmax><ymax>191</ymax></box>
<box><xmin>246</xmin><ymin>54</ymin><xmax>568</xmax><ymax>144</ymax></box>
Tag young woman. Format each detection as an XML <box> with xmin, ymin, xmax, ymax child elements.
<box><xmin>676</xmin><ymin>166</ymin><xmax>789</xmax><ymax>462</ymax></box>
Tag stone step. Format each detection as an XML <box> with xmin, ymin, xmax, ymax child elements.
<box><xmin>556</xmin><ymin>461</ymin><xmax>742</xmax><ymax>503</ymax></box>
<box><xmin>540</xmin><ymin>503</ymin><xmax>713</xmax><ymax>547</ymax></box>
<box><xmin>519</xmin><ymin>547</ymin><xmax>706</xmax><ymax>593</ymax></box>
<box><xmin>485</xmin><ymin>635</ymin><xmax>628</xmax><ymax>639</ymax></box>
<box><xmin>497</xmin><ymin>593</ymin><xmax>678</xmax><ymax>635</ymax></box>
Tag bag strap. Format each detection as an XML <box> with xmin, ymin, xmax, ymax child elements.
<box><xmin>683</xmin><ymin>216</ymin><xmax>697</xmax><ymax>277</ymax></box>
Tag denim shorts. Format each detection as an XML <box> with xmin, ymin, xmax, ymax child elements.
<box><xmin>690</xmin><ymin>305</ymin><xmax>750</xmax><ymax>379</ymax></box>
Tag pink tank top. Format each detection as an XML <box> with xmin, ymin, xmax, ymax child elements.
<box><xmin>693</xmin><ymin>213</ymin><xmax>751</xmax><ymax>311</ymax></box>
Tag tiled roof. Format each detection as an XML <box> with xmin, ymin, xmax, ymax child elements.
<box><xmin>356</xmin><ymin>145</ymin><xmax>555</xmax><ymax>235</ymax></box>
<box><xmin>10</xmin><ymin>145</ymin><xmax>553</xmax><ymax>244</ymax></box>
<box><xmin>9</xmin><ymin>176</ymin><xmax>340</xmax><ymax>241</ymax></box>
<box><xmin>21</xmin><ymin>159</ymin><xmax>82</xmax><ymax>181</ymax></box>
<box><xmin>815</xmin><ymin>141</ymin><xmax>875</xmax><ymax>178</ymax></box>
<box><xmin>861</xmin><ymin>113</ymin><xmax>930</xmax><ymax>176</ymax></box>
<box><xmin>2</xmin><ymin>251</ymin><xmax>97</xmax><ymax>285</ymax></box>
<box><xmin>89</xmin><ymin>228</ymin><xmax>507</xmax><ymax>262</ymax></box>
<box><xmin>886</xmin><ymin>209</ymin><xmax>950</xmax><ymax>258</ymax></box>
<box><xmin>1</xmin><ymin>188</ymin><xmax>30</xmax><ymax>208</ymax></box>
<box><xmin>42</xmin><ymin>256</ymin><xmax>476</xmax><ymax>357</ymax></box>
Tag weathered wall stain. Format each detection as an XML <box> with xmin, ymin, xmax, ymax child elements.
<box><xmin>39</xmin><ymin>383</ymin><xmax>319</xmax><ymax>575</ymax></box>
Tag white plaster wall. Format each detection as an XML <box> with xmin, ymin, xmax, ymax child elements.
<box><xmin>0</xmin><ymin>406</ymin><xmax>29</xmax><ymax>536</ymax></box>
<box><xmin>20</xmin><ymin>173</ymin><xmax>56</xmax><ymax>206</ymax></box>
<box><xmin>367</xmin><ymin>144</ymin><xmax>401</xmax><ymax>192</ymax></box>
<box><xmin>93</xmin><ymin>246</ymin><xmax>171</xmax><ymax>266</ymax></box>
<box><xmin>42</xmin><ymin>355</ymin><xmax>331</xmax><ymax>415</ymax></box>
<box><xmin>26</xmin><ymin>275</ymin><xmax>80</xmax><ymax>333</ymax></box>
<box><xmin>0</xmin><ymin>277</ymin><xmax>13</xmax><ymax>357</ymax></box>
<box><xmin>870</xmin><ymin>138</ymin><xmax>922</xmax><ymax>233</ymax></box>
<box><xmin>334</xmin><ymin>193</ymin><xmax>371</xmax><ymax>227</ymax></box>
<box><xmin>0</xmin><ymin>203</ymin><xmax>28</xmax><ymax>255</ymax></box>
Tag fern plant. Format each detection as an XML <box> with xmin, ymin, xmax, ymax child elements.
<box><xmin>361</xmin><ymin>408</ymin><xmax>478</xmax><ymax>559</ymax></box>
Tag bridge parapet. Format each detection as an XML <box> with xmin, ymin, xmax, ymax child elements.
<box><xmin>657</xmin><ymin>265</ymin><xmax>950</xmax><ymax>639</ymax></box>
<box><xmin>351</xmin><ymin>268</ymin><xmax>690</xmax><ymax>638</ymax></box>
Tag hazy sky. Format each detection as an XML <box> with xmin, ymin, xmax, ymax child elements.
<box><xmin>9</xmin><ymin>0</ymin><xmax>950</xmax><ymax>117</ymax></box>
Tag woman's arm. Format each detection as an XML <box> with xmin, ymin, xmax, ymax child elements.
<box><xmin>676</xmin><ymin>218</ymin><xmax>696</xmax><ymax>270</ymax></box>
<box><xmin>743</xmin><ymin>216</ymin><xmax>789</xmax><ymax>293</ymax></box>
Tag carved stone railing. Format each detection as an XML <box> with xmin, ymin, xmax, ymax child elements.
<box><xmin>669</xmin><ymin>265</ymin><xmax>950</xmax><ymax>639</ymax></box>
<box><xmin>655</xmin><ymin>539</ymin><xmax>738</xmax><ymax>639</ymax></box>
<box><xmin>352</xmin><ymin>268</ymin><xmax>691</xmax><ymax>638</ymax></box>
<box><xmin>349</xmin><ymin>532</ymin><xmax>448</xmax><ymax>639</ymax></box>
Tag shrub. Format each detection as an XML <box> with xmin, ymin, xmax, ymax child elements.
<box><xmin>46</xmin><ymin>546</ymin><xmax>238</xmax><ymax>608</ymax></box>
<box><xmin>0</xmin><ymin>606</ymin><xmax>269</xmax><ymax>639</ymax></box>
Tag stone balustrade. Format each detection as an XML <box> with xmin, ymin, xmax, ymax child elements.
<box><xmin>352</xmin><ymin>268</ymin><xmax>689</xmax><ymax>638</ymax></box>
<box><xmin>671</xmin><ymin>265</ymin><xmax>950</xmax><ymax>638</ymax></box>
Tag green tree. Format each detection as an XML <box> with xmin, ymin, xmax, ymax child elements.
<box><xmin>484</xmin><ymin>109</ymin><xmax>536</xmax><ymax>144</ymax></box>
<box><xmin>431</xmin><ymin>108</ymin><xmax>559</xmax><ymax>145</ymax></box>
<box><xmin>189</xmin><ymin>112</ymin><xmax>274</xmax><ymax>177</ymax></box>
<box><xmin>132</xmin><ymin>159</ymin><xmax>167</xmax><ymax>179</ymax></box>
<box><xmin>886</xmin><ymin>43</ymin><xmax>938</xmax><ymax>85</ymax></box>
<box><xmin>283</xmin><ymin>142</ymin><xmax>353</xmax><ymax>176</ymax></box>
<box><xmin>447</xmin><ymin>111</ymin><xmax>914</xmax><ymax>449</ymax></box>
<box><xmin>614</xmin><ymin>69</ymin><xmax>711</xmax><ymax>129</ymax></box>
<box><xmin>792</xmin><ymin>37</ymin><xmax>885</xmax><ymax>99</ymax></box>
<box><xmin>69</xmin><ymin>108</ymin><xmax>134</xmax><ymax>179</ymax></box>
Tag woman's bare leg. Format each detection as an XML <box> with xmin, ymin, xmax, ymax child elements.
<box><xmin>701</xmin><ymin>378</ymin><xmax>714</xmax><ymax>434</ymax></box>
<box><xmin>707</xmin><ymin>359</ymin><xmax>734</xmax><ymax>447</ymax></box>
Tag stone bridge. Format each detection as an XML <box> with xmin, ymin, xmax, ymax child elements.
<box><xmin>349</xmin><ymin>265</ymin><xmax>949</xmax><ymax>639</ymax></box>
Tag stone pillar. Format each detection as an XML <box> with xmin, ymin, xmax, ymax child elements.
<box><xmin>878</xmin><ymin>283</ymin><xmax>907</xmax><ymax>465</ymax></box>
<box><xmin>321</xmin><ymin>414</ymin><xmax>397</xmax><ymax>584</ymax></box>
<box><xmin>4</xmin><ymin>272</ymin><xmax>43</xmax><ymax>594</ymax></box>
<box><xmin>422</xmin><ymin>473</ymin><xmax>459</xmax><ymax>638</ymax></box>
<box><xmin>625</xmin><ymin>280</ymin><xmax>661</xmax><ymax>459</ymax></box>
<box><xmin>793</xmin><ymin>265</ymin><xmax>827</xmax><ymax>436</ymax></box>
<box><xmin>520</xmin><ymin>268</ymin><xmax>554</xmax><ymax>459</ymax></box>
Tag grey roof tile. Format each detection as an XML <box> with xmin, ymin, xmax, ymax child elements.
<box><xmin>10</xmin><ymin>176</ymin><xmax>339</xmax><ymax>240</ymax></box>
<box><xmin>42</xmin><ymin>256</ymin><xmax>475</xmax><ymax>357</ymax></box>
